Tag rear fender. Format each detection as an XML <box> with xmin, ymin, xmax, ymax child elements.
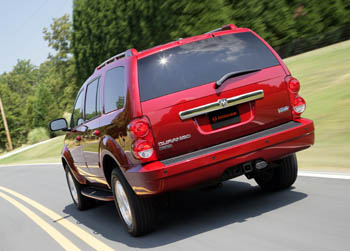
<box><xmin>100</xmin><ymin>136</ymin><xmax>134</xmax><ymax>182</ymax></box>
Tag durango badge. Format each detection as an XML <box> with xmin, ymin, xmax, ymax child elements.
<box><xmin>158</xmin><ymin>134</ymin><xmax>192</xmax><ymax>150</ymax></box>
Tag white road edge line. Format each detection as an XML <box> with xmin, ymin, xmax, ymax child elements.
<box><xmin>0</xmin><ymin>138</ymin><xmax>58</xmax><ymax>160</ymax></box>
<box><xmin>1</xmin><ymin>163</ymin><xmax>349</xmax><ymax>180</ymax></box>
<box><xmin>0</xmin><ymin>163</ymin><xmax>61</xmax><ymax>167</ymax></box>
<box><xmin>298</xmin><ymin>171</ymin><xmax>350</xmax><ymax>180</ymax></box>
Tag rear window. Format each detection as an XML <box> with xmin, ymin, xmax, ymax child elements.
<box><xmin>104</xmin><ymin>67</ymin><xmax>126</xmax><ymax>113</ymax></box>
<box><xmin>138</xmin><ymin>32</ymin><xmax>280</xmax><ymax>101</ymax></box>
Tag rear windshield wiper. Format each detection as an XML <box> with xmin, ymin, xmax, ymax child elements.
<box><xmin>215</xmin><ymin>69</ymin><xmax>261</xmax><ymax>89</ymax></box>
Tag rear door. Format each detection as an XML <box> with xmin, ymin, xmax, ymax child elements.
<box><xmin>137</xmin><ymin>31</ymin><xmax>292</xmax><ymax>160</ymax></box>
<box><xmin>98</xmin><ymin>66</ymin><xmax>127</xmax><ymax>165</ymax></box>
<box><xmin>82</xmin><ymin>77</ymin><xmax>102</xmax><ymax>178</ymax></box>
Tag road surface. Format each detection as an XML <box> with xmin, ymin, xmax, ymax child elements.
<box><xmin>0</xmin><ymin>164</ymin><xmax>349</xmax><ymax>250</ymax></box>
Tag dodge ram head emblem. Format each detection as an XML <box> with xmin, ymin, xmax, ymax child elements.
<box><xmin>219</xmin><ymin>98</ymin><xmax>228</xmax><ymax>107</ymax></box>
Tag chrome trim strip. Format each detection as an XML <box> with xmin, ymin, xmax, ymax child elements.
<box><xmin>96</xmin><ymin>51</ymin><xmax>126</xmax><ymax>69</ymax></box>
<box><xmin>179</xmin><ymin>90</ymin><xmax>264</xmax><ymax>120</ymax></box>
<box><xmin>80</xmin><ymin>191</ymin><xmax>114</xmax><ymax>201</ymax></box>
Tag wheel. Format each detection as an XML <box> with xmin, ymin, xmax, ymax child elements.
<box><xmin>64</xmin><ymin>166</ymin><xmax>94</xmax><ymax>210</ymax></box>
<box><xmin>254</xmin><ymin>154</ymin><xmax>298</xmax><ymax>191</ymax></box>
<box><xmin>111</xmin><ymin>168</ymin><xmax>156</xmax><ymax>236</ymax></box>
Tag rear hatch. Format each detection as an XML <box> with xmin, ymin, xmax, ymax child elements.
<box><xmin>137</xmin><ymin>31</ymin><xmax>292</xmax><ymax>160</ymax></box>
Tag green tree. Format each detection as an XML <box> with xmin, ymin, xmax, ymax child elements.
<box><xmin>226</xmin><ymin>0</ymin><xmax>298</xmax><ymax>47</ymax></box>
<box><xmin>0</xmin><ymin>81</ymin><xmax>27</xmax><ymax>149</ymax></box>
<box><xmin>43</xmin><ymin>14</ymin><xmax>72</xmax><ymax>63</ymax></box>
<box><xmin>43</xmin><ymin>14</ymin><xmax>77</xmax><ymax>112</ymax></box>
<box><xmin>0</xmin><ymin>60</ymin><xmax>40</xmax><ymax>149</ymax></box>
<box><xmin>1</xmin><ymin>59</ymin><xmax>37</xmax><ymax>100</ymax></box>
<box><xmin>32</xmin><ymin>82</ymin><xmax>60</xmax><ymax>131</ymax></box>
<box><xmin>72</xmin><ymin>0</ymin><xmax>230</xmax><ymax>83</ymax></box>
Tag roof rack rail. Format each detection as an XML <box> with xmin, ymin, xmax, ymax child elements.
<box><xmin>205</xmin><ymin>24</ymin><xmax>237</xmax><ymax>34</ymax></box>
<box><xmin>95</xmin><ymin>48</ymin><xmax>138</xmax><ymax>71</ymax></box>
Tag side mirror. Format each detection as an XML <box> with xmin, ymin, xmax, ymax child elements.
<box><xmin>49</xmin><ymin>118</ymin><xmax>69</xmax><ymax>131</ymax></box>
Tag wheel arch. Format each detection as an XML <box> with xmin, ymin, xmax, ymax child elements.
<box><xmin>61</xmin><ymin>145</ymin><xmax>87</xmax><ymax>185</ymax></box>
<box><xmin>100</xmin><ymin>136</ymin><xmax>131</xmax><ymax>188</ymax></box>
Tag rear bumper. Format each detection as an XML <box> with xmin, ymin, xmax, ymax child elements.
<box><xmin>125</xmin><ymin>118</ymin><xmax>314</xmax><ymax>196</ymax></box>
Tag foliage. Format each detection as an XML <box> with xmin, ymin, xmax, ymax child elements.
<box><xmin>32</xmin><ymin>82</ymin><xmax>60</xmax><ymax>131</ymax></box>
<box><xmin>72</xmin><ymin>0</ymin><xmax>229</xmax><ymax>83</ymax></box>
<box><xmin>42</xmin><ymin>14</ymin><xmax>78</xmax><ymax>112</ymax></box>
<box><xmin>2</xmin><ymin>60</ymin><xmax>38</xmax><ymax>99</ymax></box>
<box><xmin>0</xmin><ymin>61</ymin><xmax>37</xmax><ymax>149</ymax></box>
<box><xmin>0</xmin><ymin>15</ymin><xmax>75</xmax><ymax>150</ymax></box>
<box><xmin>27</xmin><ymin>127</ymin><xmax>50</xmax><ymax>144</ymax></box>
<box><xmin>227</xmin><ymin>0</ymin><xmax>297</xmax><ymax>47</ymax></box>
<box><xmin>43</xmin><ymin>14</ymin><xmax>72</xmax><ymax>63</ymax></box>
<box><xmin>63</xmin><ymin>112</ymin><xmax>72</xmax><ymax>125</ymax></box>
<box><xmin>72</xmin><ymin>0</ymin><xmax>350</xmax><ymax>83</ymax></box>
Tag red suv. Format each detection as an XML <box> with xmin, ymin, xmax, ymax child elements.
<box><xmin>50</xmin><ymin>24</ymin><xmax>314</xmax><ymax>236</ymax></box>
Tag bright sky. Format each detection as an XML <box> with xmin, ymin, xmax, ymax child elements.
<box><xmin>0</xmin><ymin>0</ymin><xmax>73</xmax><ymax>74</ymax></box>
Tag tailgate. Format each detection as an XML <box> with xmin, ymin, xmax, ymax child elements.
<box><xmin>141</xmin><ymin>66</ymin><xmax>292</xmax><ymax>160</ymax></box>
<box><xmin>137</xmin><ymin>31</ymin><xmax>292</xmax><ymax>160</ymax></box>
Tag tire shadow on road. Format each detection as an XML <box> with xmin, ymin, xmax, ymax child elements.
<box><xmin>62</xmin><ymin>179</ymin><xmax>307</xmax><ymax>248</ymax></box>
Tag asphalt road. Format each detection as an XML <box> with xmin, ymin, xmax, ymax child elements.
<box><xmin>0</xmin><ymin>164</ymin><xmax>349</xmax><ymax>251</ymax></box>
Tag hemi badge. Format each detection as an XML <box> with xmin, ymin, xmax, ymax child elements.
<box><xmin>278</xmin><ymin>106</ymin><xmax>289</xmax><ymax>113</ymax></box>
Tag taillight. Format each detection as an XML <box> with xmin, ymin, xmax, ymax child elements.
<box><xmin>292</xmin><ymin>96</ymin><xmax>306</xmax><ymax>115</ymax></box>
<box><xmin>288</xmin><ymin>78</ymin><xmax>300</xmax><ymax>93</ymax></box>
<box><xmin>128</xmin><ymin>119</ymin><xmax>149</xmax><ymax>139</ymax></box>
<box><xmin>285</xmin><ymin>76</ymin><xmax>306</xmax><ymax>119</ymax></box>
<box><xmin>128</xmin><ymin>116</ymin><xmax>157</xmax><ymax>163</ymax></box>
<box><xmin>133</xmin><ymin>139</ymin><xmax>154</xmax><ymax>159</ymax></box>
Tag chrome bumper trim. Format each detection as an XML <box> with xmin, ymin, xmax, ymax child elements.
<box><xmin>179</xmin><ymin>90</ymin><xmax>264</xmax><ymax>120</ymax></box>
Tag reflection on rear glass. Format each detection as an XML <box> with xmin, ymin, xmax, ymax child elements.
<box><xmin>138</xmin><ymin>32</ymin><xmax>279</xmax><ymax>101</ymax></box>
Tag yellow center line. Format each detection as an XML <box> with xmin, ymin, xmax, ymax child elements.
<box><xmin>0</xmin><ymin>186</ymin><xmax>114</xmax><ymax>251</ymax></box>
<box><xmin>0</xmin><ymin>191</ymin><xmax>80</xmax><ymax>251</ymax></box>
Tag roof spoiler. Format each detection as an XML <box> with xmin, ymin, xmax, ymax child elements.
<box><xmin>95</xmin><ymin>48</ymin><xmax>138</xmax><ymax>71</ymax></box>
<box><xmin>205</xmin><ymin>24</ymin><xmax>237</xmax><ymax>34</ymax></box>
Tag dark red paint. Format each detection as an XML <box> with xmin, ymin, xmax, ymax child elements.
<box><xmin>60</xmin><ymin>25</ymin><xmax>314</xmax><ymax>196</ymax></box>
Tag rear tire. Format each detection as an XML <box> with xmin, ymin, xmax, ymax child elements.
<box><xmin>111</xmin><ymin>168</ymin><xmax>156</xmax><ymax>236</ymax></box>
<box><xmin>254</xmin><ymin>154</ymin><xmax>298</xmax><ymax>191</ymax></box>
<box><xmin>64</xmin><ymin>166</ymin><xmax>94</xmax><ymax>210</ymax></box>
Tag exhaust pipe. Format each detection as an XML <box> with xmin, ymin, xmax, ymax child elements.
<box><xmin>242</xmin><ymin>162</ymin><xmax>253</xmax><ymax>173</ymax></box>
<box><xmin>255</xmin><ymin>160</ymin><xmax>268</xmax><ymax>170</ymax></box>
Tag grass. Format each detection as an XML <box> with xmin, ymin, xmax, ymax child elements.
<box><xmin>284</xmin><ymin>40</ymin><xmax>350</xmax><ymax>172</ymax></box>
<box><xmin>0</xmin><ymin>41</ymin><xmax>349</xmax><ymax>171</ymax></box>
<box><xmin>0</xmin><ymin>136</ymin><xmax>64</xmax><ymax>165</ymax></box>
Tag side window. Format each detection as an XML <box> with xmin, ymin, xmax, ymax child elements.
<box><xmin>96</xmin><ymin>78</ymin><xmax>102</xmax><ymax>115</ymax></box>
<box><xmin>84</xmin><ymin>78</ymin><xmax>100</xmax><ymax>121</ymax></box>
<box><xmin>71</xmin><ymin>90</ymin><xmax>84</xmax><ymax>128</ymax></box>
<box><xmin>104</xmin><ymin>67</ymin><xmax>125</xmax><ymax>113</ymax></box>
